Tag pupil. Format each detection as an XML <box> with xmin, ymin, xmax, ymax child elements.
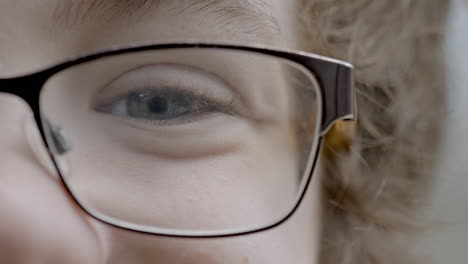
<box><xmin>148</xmin><ymin>96</ymin><xmax>169</xmax><ymax>114</ymax></box>
<box><xmin>126</xmin><ymin>91</ymin><xmax>193</xmax><ymax>120</ymax></box>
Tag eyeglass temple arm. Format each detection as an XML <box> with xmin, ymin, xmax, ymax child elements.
<box><xmin>300</xmin><ymin>58</ymin><xmax>356</xmax><ymax>135</ymax></box>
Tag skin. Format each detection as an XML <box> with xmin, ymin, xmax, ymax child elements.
<box><xmin>0</xmin><ymin>0</ymin><xmax>323</xmax><ymax>263</ymax></box>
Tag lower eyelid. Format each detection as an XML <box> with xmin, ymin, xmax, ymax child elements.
<box><xmin>88</xmin><ymin>111</ymin><xmax>249</xmax><ymax>160</ymax></box>
<box><xmin>132</xmin><ymin>112</ymin><xmax>229</xmax><ymax>126</ymax></box>
<box><xmin>105</xmin><ymin>112</ymin><xmax>244</xmax><ymax>135</ymax></box>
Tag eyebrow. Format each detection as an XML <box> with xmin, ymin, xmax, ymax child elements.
<box><xmin>52</xmin><ymin>0</ymin><xmax>280</xmax><ymax>37</ymax></box>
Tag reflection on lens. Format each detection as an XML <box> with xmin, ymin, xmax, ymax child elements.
<box><xmin>39</xmin><ymin>48</ymin><xmax>321</xmax><ymax>235</ymax></box>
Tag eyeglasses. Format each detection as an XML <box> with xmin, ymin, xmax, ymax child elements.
<box><xmin>0</xmin><ymin>42</ymin><xmax>355</xmax><ymax>238</ymax></box>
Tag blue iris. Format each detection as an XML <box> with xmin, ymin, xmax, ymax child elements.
<box><xmin>126</xmin><ymin>90</ymin><xmax>193</xmax><ymax>120</ymax></box>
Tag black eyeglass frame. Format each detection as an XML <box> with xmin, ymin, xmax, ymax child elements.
<box><xmin>0</xmin><ymin>42</ymin><xmax>355</xmax><ymax>238</ymax></box>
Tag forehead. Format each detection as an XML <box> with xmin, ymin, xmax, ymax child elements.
<box><xmin>0</xmin><ymin>0</ymin><xmax>298</xmax><ymax>75</ymax></box>
<box><xmin>0</xmin><ymin>0</ymin><xmax>296</xmax><ymax>76</ymax></box>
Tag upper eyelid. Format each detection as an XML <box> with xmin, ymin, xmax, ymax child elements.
<box><xmin>91</xmin><ymin>63</ymin><xmax>244</xmax><ymax>113</ymax></box>
<box><xmin>93</xmin><ymin>62</ymin><xmax>238</xmax><ymax>99</ymax></box>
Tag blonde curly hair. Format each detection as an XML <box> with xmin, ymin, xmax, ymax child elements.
<box><xmin>296</xmin><ymin>1</ymin><xmax>449</xmax><ymax>263</ymax></box>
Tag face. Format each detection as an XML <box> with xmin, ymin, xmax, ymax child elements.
<box><xmin>0</xmin><ymin>1</ymin><xmax>323</xmax><ymax>263</ymax></box>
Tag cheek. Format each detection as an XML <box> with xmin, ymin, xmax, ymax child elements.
<box><xmin>62</xmin><ymin>114</ymin><xmax>301</xmax><ymax>231</ymax></box>
<box><xmin>101</xmin><ymin>155</ymin><xmax>322</xmax><ymax>264</ymax></box>
<box><xmin>0</xmin><ymin>96</ymin><xmax>103</xmax><ymax>264</ymax></box>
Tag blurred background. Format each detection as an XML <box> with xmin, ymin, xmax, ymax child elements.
<box><xmin>418</xmin><ymin>0</ymin><xmax>468</xmax><ymax>262</ymax></box>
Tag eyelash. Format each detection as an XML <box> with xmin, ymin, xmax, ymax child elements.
<box><xmin>94</xmin><ymin>86</ymin><xmax>239</xmax><ymax>126</ymax></box>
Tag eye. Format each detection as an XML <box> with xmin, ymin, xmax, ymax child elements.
<box><xmin>97</xmin><ymin>88</ymin><xmax>234</xmax><ymax>124</ymax></box>
<box><xmin>126</xmin><ymin>90</ymin><xmax>191</xmax><ymax>120</ymax></box>
<box><xmin>92</xmin><ymin>64</ymin><xmax>242</xmax><ymax>126</ymax></box>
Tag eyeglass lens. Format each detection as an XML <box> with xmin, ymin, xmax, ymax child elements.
<box><xmin>39</xmin><ymin>48</ymin><xmax>321</xmax><ymax>234</ymax></box>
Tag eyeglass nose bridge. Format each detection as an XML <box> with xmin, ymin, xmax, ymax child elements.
<box><xmin>0</xmin><ymin>73</ymin><xmax>46</xmax><ymax>104</ymax></box>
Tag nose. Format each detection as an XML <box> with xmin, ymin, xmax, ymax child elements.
<box><xmin>0</xmin><ymin>94</ymin><xmax>32</xmax><ymax>155</ymax></box>
<box><xmin>0</xmin><ymin>93</ymin><xmax>105</xmax><ymax>264</ymax></box>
